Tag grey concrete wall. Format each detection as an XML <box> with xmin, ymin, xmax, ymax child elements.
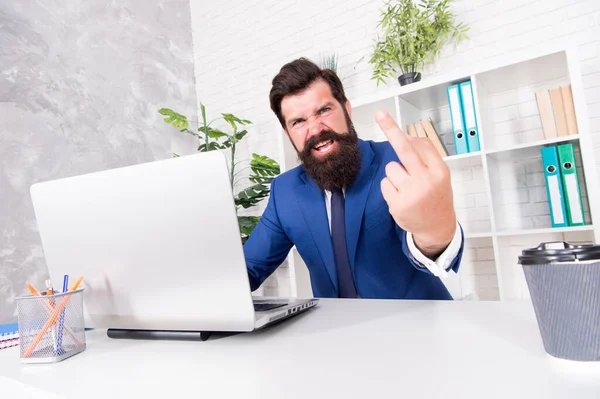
<box><xmin>0</xmin><ymin>0</ymin><xmax>198</xmax><ymax>323</ymax></box>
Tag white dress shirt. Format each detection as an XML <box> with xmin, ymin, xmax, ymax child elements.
<box><xmin>323</xmin><ymin>190</ymin><xmax>462</xmax><ymax>278</ymax></box>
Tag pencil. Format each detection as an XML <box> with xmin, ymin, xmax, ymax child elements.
<box><xmin>69</xmin><ymin>276</ymin><xmax>84</xmax><ymax>291</ymax></box>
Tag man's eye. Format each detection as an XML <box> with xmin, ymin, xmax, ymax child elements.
<box><xmin>319</xmin><ymin>107</ymin><xmax>330</xmax><ymax>114</ymax></box>
<box><xmin>292</xmin><ymin>119</ymin><xmax>304</xmax><ymax>127</ymax></box>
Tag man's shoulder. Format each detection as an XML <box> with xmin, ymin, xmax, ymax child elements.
<box><xmin>359</xmin><ymin>139</ymin><xmax>398</xmax><ymax>162</ymax></box>
<box><xmin>271</xmin><ymin>164</ymin><xmax>304</xmax><ymax>191</ymax></box>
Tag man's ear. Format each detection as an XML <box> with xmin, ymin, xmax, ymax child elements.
<box><xmin>345</xmin><ymin>100</ymin><xmax>352</xmax><ymax>119</ymax></box>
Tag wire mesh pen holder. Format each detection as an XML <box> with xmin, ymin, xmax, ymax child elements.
<box><xmin>16</xmin><ymin>288</ymin><xmax>86</xmax><ymax>363</ymax></box>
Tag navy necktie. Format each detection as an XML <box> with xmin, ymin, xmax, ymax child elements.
<box><xmin>331</xmin><ymin>190</ymin><xmax>357</xmax><ymax>298</ymax></box>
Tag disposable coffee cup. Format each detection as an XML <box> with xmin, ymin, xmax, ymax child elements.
<box><xmin>518</xmin><ymin>241</ymin><xmax>600</xmax><ymax>362</ymax></box>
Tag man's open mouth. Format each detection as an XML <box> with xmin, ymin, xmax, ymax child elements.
<box><xmin>313</xmin><ymin>139</ymin><xmax>334</xmax><ymax>153</ymax></box>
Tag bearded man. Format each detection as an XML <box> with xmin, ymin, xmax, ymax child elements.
<box><xmin>243</xmin><ymin>58</ymin><xmax>464</xmax><ymax>300</ymax></box>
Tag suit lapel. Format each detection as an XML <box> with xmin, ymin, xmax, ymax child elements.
<box><xmin>345</xmin><ymin>140</ymin><xmax>377</xmax><ymax>272</ymax></box>
<box><xmin>295</xmin><ymin>175</ymin><xmax>338</xmax><ymax>293</ymax></box>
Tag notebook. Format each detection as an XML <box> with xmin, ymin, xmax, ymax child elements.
<box><xmin>0</xmin><ymin>322</ymin><xmax>19</xmax><ymax>350</ymax></box>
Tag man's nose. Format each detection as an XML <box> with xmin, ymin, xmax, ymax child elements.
<box><xmin>306</xmin><ymin>114</ymin><xmax>324</xmax><ymax>138</ymax></box>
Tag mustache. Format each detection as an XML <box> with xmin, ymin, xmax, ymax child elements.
<box><xmin>302</xmin><ymin>130</ymin><xmax>346</xmax><ymax>155</ymax></box>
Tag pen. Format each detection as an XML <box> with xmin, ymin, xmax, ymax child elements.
<box><xmin>45</xmin><ymin>279</ymin><xmax>54</xmax><ymax>296</ymax></box>
<box><xmin>57</xmin><ymin>274</ymin><xmax>69</xmax><ymax>355</ymax></box>
<box><xmin>69</xmin><ymin>276</ymin><xmax>84</xmax><ymax>291</ymax></box>
<box><xmin>62</xmin><ymin>275</ymin><xmax>69</xmax><ymax>293</ymax></box>
<box><xmin>45</xmin><ymin>279</ymin><xmax>58</xmax><ymax>355</ymax></box>
<box><xmin>26</xmin><ymin>282</ymin><xmax>41</xmax><ymax>296</ymax></box>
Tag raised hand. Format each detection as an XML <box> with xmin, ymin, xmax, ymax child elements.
<box><xmin>376</xmin><ymin>110</ymin><xmax>457</xmax><ymax>259</ymax></box>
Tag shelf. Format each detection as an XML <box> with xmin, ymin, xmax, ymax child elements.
<box><xmin>326</xmin><ymin>45</ymin><xmax>600</xmax><ymax>304</ymax></box>
<box><xmin>351</xmin><ymin>87</ymin><xmax>400</xmax><ymax>109</ymax></box>
<box><xmin>398</xmin><ymin>76</ymin><xmax>470</xmax><ymax>111</ymax></box>
<box><xmin>444</xmin><ymin>151</ymin><xmax>482</xmax><ymax>163</ymax></box>
<box><xmin>485</xmin><ymin>134</ymin><xmax>580</xmax><ymax>156</ymax></box>
<box><xmin>495</xmin><ymin>225</ymin><xmax>594</xmax><ymax>237</ymax></box>
<box><xmin>475</xmin><ymin>51</ymin><xmax>569</xmax><ymax>95</ymax></box>
<box><xmin>465</xmin><ymin>232</ymin><xmax>492</xmax><ymax>239</ymax></box>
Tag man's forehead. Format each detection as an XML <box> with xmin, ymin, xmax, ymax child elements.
<box><xmin>281</xmin><ymin>80</ymin><xmax>335</xmax><ymax>119</ymax></box>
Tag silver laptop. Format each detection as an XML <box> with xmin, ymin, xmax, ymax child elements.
<box><xmin>29</xmin><ymin>150</ymin><xmax>318</xmax><ymax>340</ymax></box>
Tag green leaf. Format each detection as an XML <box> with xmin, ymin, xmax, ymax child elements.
<box><xmin>249</xmin><ymin>175</ymin><xmax>274</xmax><ymax>184</ymax></box>
<box><xmin>222</xmin><ymin>113</ymin><xmax>252</xmax><ymax>130</ymax></box>
<box><xmin>221</xmin><ymin>129</ymin><xmax>249</xmax><ymax>149</ymax></box>
<box><xmin>198</xmin><ymin>126</ymin><xmax>228</xmax><ymax>140</ymax></box>
<box><xmin>200</xmin><ymin>103</ymin><xmax>207</xmax><ymax>125</ymax></box>
<box><xmin>172</xmin><ymin>153</ymin><xmax>180</xmax><ymax>158</ymax></box>
<box><xmin>158</xmin><ymin>108</ymin><xmax>189</xmax><ymax>130</ymax></box>
<box><xmin>248</xmin><ymin>154</ymin><xmax>279</xmax><ymax>184</ymax></box>
<box><xmin>250</xmin><ymin>154</ymin><xmax>280</xmax><ymax>177</ymax></box>
<box><xmin>198</xmin><ymin>142</ymin><xmax>223</xmax><ymax>152</ymax></box>
<box><xmin>235</xmin><ymin>184</ymin><xmax>270</xmax><ymax>209</ymax></box>
<box><xmin>238</xmin><ymin>216</ymin><xmax>260</xmax><ymax>237</ymax></box>
<box><xmin>235</xmin><ymin>129</ymin><xmax>248</xmax><ymax>141</ymax></box>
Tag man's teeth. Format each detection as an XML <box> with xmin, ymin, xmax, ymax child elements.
<box><xmin>314</xmin><ymin>140</ymin><xmax>333</xmax><ymax>150</ymax></box>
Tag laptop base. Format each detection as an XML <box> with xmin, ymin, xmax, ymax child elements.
<box><xmin>107</xmin><ymin>328</ymin><xmax>212</xmax><ymax>341</ymax></box>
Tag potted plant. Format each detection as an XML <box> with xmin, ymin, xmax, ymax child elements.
<box><xmin>319</xmin><ymin>52</ymin><xmax>339</xmax><ymax>73</ymax></box>
<box><xmin>158</xmin><ymin>104</ymin><xmax>280</xmax><ymax>243</ymax></box>
<box><xmin>368</xmin><ymin>0</ymin><xmax>469</xmax><ymax>86</ymax></box>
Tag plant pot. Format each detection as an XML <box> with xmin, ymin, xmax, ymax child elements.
<box><xmin>398</xmin><ymin>72</ymin><xmax>421</xmax><ymax>86</ymax></box>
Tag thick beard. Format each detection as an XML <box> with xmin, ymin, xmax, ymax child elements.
<box><xmin>298</xmin><ymin>121</ymin><xmax>361</xmax><ymax>192</ymax></box>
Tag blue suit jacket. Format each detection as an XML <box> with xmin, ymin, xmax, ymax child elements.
<box><xmin>244</xmin><ymin>139</ymin><xmax>464</xmax><ymax>300</ymax></box>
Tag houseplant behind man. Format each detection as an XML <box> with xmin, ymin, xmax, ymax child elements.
<box><xmin>369</xmin><ymin>0</ymin><xmax>469</xmax><ymax>86</ymax></box>
<box><xmin>243</xmin><ymin>58</ymin><xmax>464</xmax><ymax>299</ymax></box>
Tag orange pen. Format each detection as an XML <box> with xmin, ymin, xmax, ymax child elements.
<box><xmin>44</xmin><ymin>279</ymin><xmax>57</xmax><ymax>354</ymax></box>
<box><xmin>26</xmin><ymin>282</ymin><xmax>41</xmax><ymax>297</ymax></box>
<box><xmin>45</xmin><ymin>279</ymin><xmax>54</xmax><ymax>296</ymax></box>
<box><xmin>69</xmin><ymin>276</ymin><xmax>84</xmax><ymax>291</ymax></box>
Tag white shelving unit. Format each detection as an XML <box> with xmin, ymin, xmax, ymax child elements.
<box><xmin>278</xmin><ymin>44</ymin><xmax>600</xmax><ymax>302</ymax></box>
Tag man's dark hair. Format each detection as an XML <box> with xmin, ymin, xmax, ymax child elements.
<box><xmin>269</xmin><ymin>57</ymin><xmax>348</xmax><ymax>129</ymax></box>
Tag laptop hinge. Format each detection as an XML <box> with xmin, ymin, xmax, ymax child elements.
<box><xmin>107</xmin><ymin>328</ymin><xmax>212</xmax><ymax>341</ymax></box>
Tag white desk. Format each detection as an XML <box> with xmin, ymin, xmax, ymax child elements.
<box><xmin>1</xmin><ymin>299</ymin><xmax>600</xmax><ymax>398</ymax></box>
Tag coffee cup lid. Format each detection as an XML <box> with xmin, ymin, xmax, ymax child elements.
<box><xmin>518</xmin><ymin>241</ymin><xmax>600</xmax><ymax>265</ymax></box>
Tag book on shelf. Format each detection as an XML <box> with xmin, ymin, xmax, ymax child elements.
<box><xmin>406</xmin><ymin>120</ymin><xmax>448</xmax><ymax>158</ymax></box>
<box><xmin>540</xmin><ymin>143</ymin><xmax>585</xmax><ymax>228</ymax></box>
<box><xmin>557</xmin><ymin>143</ymin><xmax>585</xmax><ymax>226</ymax></box>
<box><xmin>459</xmin><ymin>80</ymin><xmax>481</xmax><ymax>153</ymax></box>
<box><xmin>535</xmin><ymin>84</ymin><xmax>578</xmax><ymax>140</ymax></box>
<box><xmin>550</xmin><ymin>87</ymin><xmax>569</xmax><ymax>137</ymax></box>
<box><xmin>414</xmin><ymin>122</ymin><xmax>427</xmax><ymax>138</ymax></box>
<box><xmin>561</xmin><ymin>85</ymin><xmax>578</xmax><ymax>136</ymax></box>
<box><xmin>407</xmin><ymin>124</ymin><xmax>417</xmax><ymax>138</ymax></box>
<box><xmin>444</xmin><ymin>80</ymin><xmax>481</xmax><ymax>154</ymax></box>
<box><xmin>447</xmin><ymin>83</ymin><xmax>469</xmax><ymax>154</ymax></box>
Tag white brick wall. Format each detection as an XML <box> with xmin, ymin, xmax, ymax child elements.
<box><xmin>189</xmin><ymin>0</ymin><xmax>600</xmax><ymax>296</ymax></box>
<box><xmin>449</xmin><ymin>157</ymin><xmax>492</xmax><ymax>235</ymax></box>
<box><xmin>446</xmin><ymin>236</ymin><xmax>499</xmax><ymax>300</ymax></box>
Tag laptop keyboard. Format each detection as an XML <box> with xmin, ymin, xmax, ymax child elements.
<box><xmin>253</xmin><ymin>303</ymin><xmax>287</xmax><ymax>312</ymax></box>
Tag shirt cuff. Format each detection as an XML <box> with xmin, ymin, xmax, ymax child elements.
<box><xmin>406</xmin><ymin>221</ymin><xmax>463</xmax><ymax>278</ymax></box>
